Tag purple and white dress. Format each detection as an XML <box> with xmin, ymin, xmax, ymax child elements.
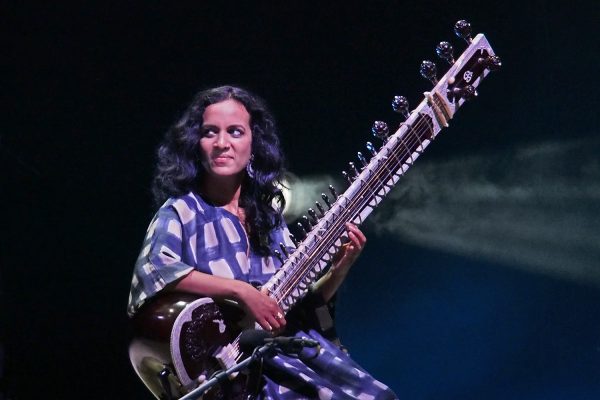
<box><xmin>128</xmin><ymin>192</ymin><xmax>398</xmax><ymax>400</ymax></box>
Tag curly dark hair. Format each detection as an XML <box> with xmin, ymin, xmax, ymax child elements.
<box><xmin>152</xmin><ymin>85</ymin><xmax>286</xmax><ymax>254</ymax></box>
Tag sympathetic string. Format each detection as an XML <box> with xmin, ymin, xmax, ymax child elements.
<box><xmin>270</xmin><ymin>114</ymin><xmax>435</xmax><ymax>306</ymax></box>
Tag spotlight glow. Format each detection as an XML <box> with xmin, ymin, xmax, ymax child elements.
<box><xmin>369</xmin><ymin>137</ymin><xmax>600</xmax><ymax>286</ymax></box>
<box><xmin>280</xmin><ymin>173</ymin><xmax>343</xmax><ymax>222</ymax></box>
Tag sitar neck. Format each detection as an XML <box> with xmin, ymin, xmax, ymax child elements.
<box><xmin>263</xmin><ymin>29</ymin><xmax>500</xmax><ymax>314</ymax></box>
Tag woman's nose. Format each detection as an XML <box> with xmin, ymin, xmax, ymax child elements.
<box><xmin>214</xmin><ymin>131</ymin><xmax>230</xmax><ymax>148</ymax></box>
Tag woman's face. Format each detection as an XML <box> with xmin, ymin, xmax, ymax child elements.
<box><xmin>199</xmin><ymin>99</ymin><xmax>253</xmax><ymax>180</ymax></box>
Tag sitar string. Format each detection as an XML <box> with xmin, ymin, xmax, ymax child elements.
<box><xmin>228</xmin><ymin>115</ymin><xmax>433</xmax><ymax>358</ymax></box>
<box><xmin>270</xmin><ymin>113</ymin><xmax>436</xmax><ymax>304</ymax></box>
<box><xmin>271</xmin><ymin>116</ymin><xmax>433</xmax><ymax>302</ymax></box>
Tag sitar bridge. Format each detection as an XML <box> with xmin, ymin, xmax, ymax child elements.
<box><xmin>214</xmin><ymin>343</ymin><xmax>239</xmax><ymax>370</ymax></box>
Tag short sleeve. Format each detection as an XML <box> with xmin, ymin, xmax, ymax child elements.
<box><xmin>127</xmin><ymin>206</ymin><xmax>195</xmax><ymax>316</ymax></box>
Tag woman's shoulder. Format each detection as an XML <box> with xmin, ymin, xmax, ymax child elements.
<box><xmin>159</xmin><ymin>191</ymin><xmax>209</xmax><ymax>222</ymax></box>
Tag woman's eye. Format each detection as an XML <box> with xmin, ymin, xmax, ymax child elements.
<box><xmin>201</xmin><ymin>128</ymin><xmax>216</xmax><ymax>137</ymax></box>
<box><xmin>229</xmin><ymin>128</ymin><xmax>244</xmax><ymax>137</ymax></box>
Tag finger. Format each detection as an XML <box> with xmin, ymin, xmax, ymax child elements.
<box><xmin>275</xmin><ymin>310</ymin><xmax>287</xmax><ymax>326</ymax></box>
<box><xmin>272</xmin><ymin>307</ymin><xmax>286</xmax><ymax>327</ymax></box>
<box><xmin>346</xmin><ymin>222</ymin><xmax>367</xmax><ymax>245</ymax></box>
<box><xmin>266</xmin><ymin>303</ymin><xmax>283</xmax><ymax>328</ymax></box>
<box><xmin>266</xmin><ymin>314</ymin><xmax>281</xmax><ymax>331</ymax></box>
<box><xmin>347</xmin><ymin>230</ymin><xmax>361</xmax><ymax>248</ymax></box>
<box><xmin>347</xmin><ymin>232</ymin><xmax>365</xmax><ymax>254</ymax></box>
<box><xmin>274</xmin><ymin>318</ymin><xmax>286</xmax><ymax>330</ymax></box>
<box><xmin>354</xmin><ymin>228</ymin><xmax>367</xmax><ymax>245</ymax></box>
<box><xmin>258</xmin><ymin>318</ymin><xmax>273</xmax><ymax>332</ymax></box>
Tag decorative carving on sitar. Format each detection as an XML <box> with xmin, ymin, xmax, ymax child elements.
<box><xmin>129</xmin><ymin>19</ymin><xmax>501</xmax><ymax>399</ymax></box>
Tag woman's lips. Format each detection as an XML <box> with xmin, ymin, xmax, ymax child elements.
<box><xmin>212</xmin><ymin>155</ymin><xmax>233</xmax><ymax>165</ymax></box>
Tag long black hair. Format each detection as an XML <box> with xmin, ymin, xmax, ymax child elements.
<box><xmin>152</xmin><ymin>85</ymin><xmax>286</xmax><ymax>254</ymax></box>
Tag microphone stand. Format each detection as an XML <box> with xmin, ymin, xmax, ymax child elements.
<box><xmin>178</xmin><ymin>343</ymin><xmax>277</xmax><ymax>400</ymax></box>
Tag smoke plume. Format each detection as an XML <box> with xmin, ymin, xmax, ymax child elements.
<box><xmin>368</xmin><ymin>137</ymin><xmax>600</xmax><ymax>286</ymax></box>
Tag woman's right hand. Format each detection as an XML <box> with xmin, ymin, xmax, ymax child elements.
<box><xmin>173</xmin><ymin>271</ymin><xmax>286</xmax><ymax>332</ymax></box>
<box><xmin>236</xmin><ymin>282</ymin><xmax>286</xmax><ymax>332</ymax></box>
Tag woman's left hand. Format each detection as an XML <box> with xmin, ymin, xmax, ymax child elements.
<box><xmin>330</xmin><ymin>222</ymin><xmax>366</xmax><ymax>276</ymax></box>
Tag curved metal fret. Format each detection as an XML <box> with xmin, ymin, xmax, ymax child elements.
<box><xmin>265</xmin><ymin>33</ymin><xmax>498</xmax><ymax>314</ymax></box>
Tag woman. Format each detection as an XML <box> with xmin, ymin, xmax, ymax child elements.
<box><xmin>128</xmin><ymin>85</ymin><xmax>397</xmax><ymax>399</ymax></box>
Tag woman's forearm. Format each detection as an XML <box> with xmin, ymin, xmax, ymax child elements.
<box><xmin>311</xmin><ymin>268</ymin><xmax>349</xmax><ymax>303</ymax></box>
<box><xmin>171</xmin><ymin>270</ymin><xmax>251</xmax><ymax>302</ymax></box>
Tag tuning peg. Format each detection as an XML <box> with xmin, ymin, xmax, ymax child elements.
<box><xmin>288</xmin><ymin>233</ymin><xmax>299</xmax><ymax>247</ymax></box>
<box><xmin>274</xmin><ymin>249</ymin><xmax>285</xmax><ymax>265</ymax></box>
<box><xmin>366</xmin><ymin>142</ymin><xmax>377</xmax><ymax>157</ymax></box>
<box><xmin>315</xmin><ymin>201</ymin><xmax>325</xmax><ymax>216</ymax></box>
<box><xmin>478</xmin><ymin>54</ymin><xmax>502</xmax><ymax>71</ymax></box>
<box><xmin>454</xmin><ymin>20</ymin><xmax>472</xmax><ymax>43</ymax></box>
<box><xmin>449</xmin><ymin>84</ymin><xmax>478</xmax><ymax>101</ymax></box>
<box><xmin>296</xmin><ymin>222</ymin><xmax>307</xmax><ymax>238</ymax></box>
<box><xmin>348</xmin><ymin>162</ymin><xmax>359</xmax><ymax>177</ymax></box>
<box><xmin>392</xmin><ymin>96</ymin><xmax>410</xmax><ymax>118</ymax></box>
<box><xmin>436</xmin><ymin>41</ymin><xmax>455</xmax><ymax>64</ymax></box>
<box><xmin>329</xmin><ymin>184</ymin><xmax>339</xmax><ymax>199</ymax></box>
<box><xmin>301</xmin><ymin>215</ymin><xmax>313</xmax><ymax>230</ymax></box>
<box><xmin>372</xmin><ymin>120</ymin><xmax>389</xmax><ymax>141</ymax></box>
<box><xmin>321</xmin><ymin>193</ymin><xmax>332</xmax><ymax>209</ymax></box>
<box><xmin>308</xmin><ymin>208</ymin><xmax>318</xmax><ymax>224</ymax></box>
<box><xmin>279</xmin><ymin>243</ymin><xmax>289</xmax><ymax>258</ymax></box>
<box><xmin>342</xmin><ymin>170</ymin><xmax>352</xmax><ymax>184</ymax></box>
<box><xmin>420</xmin><ymin>60</ymin><xmax>438</xmax><ymax>84</ymax></box>
<box><xmin>357</xmin><ymin>152</ymin><xmax>367</xmax><ymax>168</ymax></box>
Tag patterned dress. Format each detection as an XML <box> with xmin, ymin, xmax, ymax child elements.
<box><xmin>128</xmin><ymin>192</ymin><xmax>397</xmax><ymax>400</ymax></box>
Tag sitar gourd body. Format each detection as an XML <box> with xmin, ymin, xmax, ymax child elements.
<box><xmin>129</xmin><ymin>20</ymin><xmax>501</xmax><ymax>399</ymax></box>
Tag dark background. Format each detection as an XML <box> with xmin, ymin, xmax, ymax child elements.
<box><xmin>3</xmin><ymin>1</ymin><xmax>600</xmax><ymax>399</ymax></box>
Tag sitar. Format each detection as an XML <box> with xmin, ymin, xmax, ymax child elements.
<box><xmin>129</xmin><ymin>20</ymin><xmax>501</xmax><ymax>399</ymax></box>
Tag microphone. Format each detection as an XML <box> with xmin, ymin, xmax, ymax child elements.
<box><xmin>264</xmin><ymin>336</ymin><xmax>320</xmax><ymax>348</ymax></box>
<box><xmin>239</xmin><ymin>330</ymin><xmax>320</xmax><ymax>353</ymax></box>
<box><xmin>239</xmin><ymin>329</ymin><xmax>271</xmax><ymax>352</ymax></box>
